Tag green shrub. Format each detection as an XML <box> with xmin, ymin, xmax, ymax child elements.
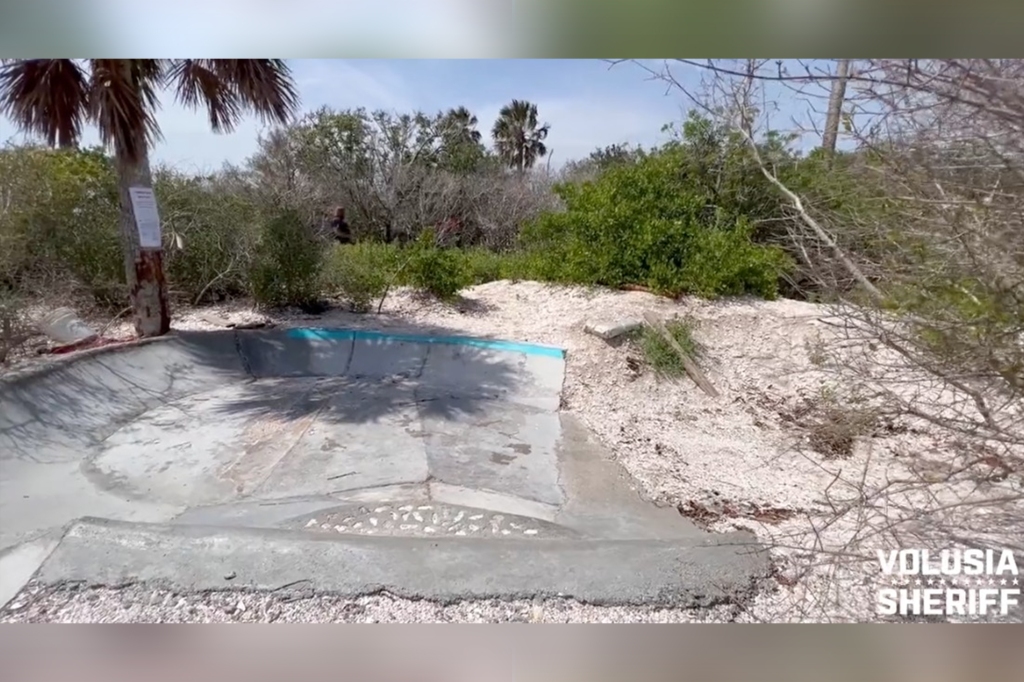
<box><xmin>248</xmin><ymin>210</ymin><xmax>324</xmax><ymax>308</ymax></box>
<box><xmin>405</xmin><ymin>230</ymin><xmax>472</xmax><ymax>301</ymax></box>
<box><xmin>0</xmin><ymin>146</ymin><xmax>124</xmax><ymax>305</ymax></box>
<box><xmin>157</xmin><ymin>172</ymin><xmax>260</xmax><ymax>304</ymax></box>
<box><xmin>521</xmin><ymin>144</ymin><xmax>793</xmax><ymax>299</ymax></box>
<box><xmin>462</xmin><ymin>247</ymin><xmax>505</xmax><ymax>284</ymax></box>
<box><xmin>321</xmin><ymin>242</ymin><xmax>395</xmax><ymax>312</ymax></box>
<box><xmin>672</xmin><ymin>220</ymin><xmax>792</xmax><ymax>298</ymax></box>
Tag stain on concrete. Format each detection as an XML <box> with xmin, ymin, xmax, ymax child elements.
<box><xmin>320</xmin><ymin>438</ymin><xmax>341</xmax><ymax>452</ymax></box>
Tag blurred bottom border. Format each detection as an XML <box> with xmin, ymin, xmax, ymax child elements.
<box><xmin>2</xmin><ymin>623</ymin><xmax>1022</xmax><ymax>682</ymax></box>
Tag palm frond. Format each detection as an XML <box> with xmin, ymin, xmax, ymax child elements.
<box><xmin>88</xmin><ymin>59</ymin><xmax>164</xmax><ymax>164</ymax></box>
<box><xmin>0</xmin><ymin>59</ymin><xmax>90</xmax><ymax>148</ymax></box>
<box><xmin>166</xmin><ymin>59</ymin><xmax>242</xmax><ymax>133</ymax></box>
<box><xmin>206</xmin><ymin>60</ymin><xmax>299</xmax><ymax>125</ymax></box>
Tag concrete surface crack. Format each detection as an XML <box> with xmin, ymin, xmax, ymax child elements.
<box><xmin>232</xmin><ymin>331</ymin><xmax>255</xmax><ymax>379</ymax></box>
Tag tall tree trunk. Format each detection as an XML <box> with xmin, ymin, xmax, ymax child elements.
<box><xmin>822</xmin><ymin>59</ymin><xmax>851</xmax><ymax>159</ymax></box>
<box><xmin>115</xmin><ymin>149</ymin><xmax>171</xmax><ymax>337</ymax></box>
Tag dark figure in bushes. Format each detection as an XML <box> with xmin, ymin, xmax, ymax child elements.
<box><xmin>331</xmin><ymin>206</ymin><xmax>352</xmax><ymax>244</ymax></box>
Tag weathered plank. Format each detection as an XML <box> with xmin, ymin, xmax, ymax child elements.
<box><xmin>641</xmin><ymin>312</ymin><xmax>720</xmax><ymax>398</ymax></box>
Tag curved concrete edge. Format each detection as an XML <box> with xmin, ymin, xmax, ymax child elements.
<box><xmin>0</xmin><ymin>531</ymin><xmax>63</xmax><ymax>610</ymax></box>
<box><xmin>27</xmin><ymin>518</ymin><xmax>771</xmax><ymax>609</ymax></box>
<box><xmin>1</xmin><ymin>326</ymin><xmax>568</xmax><ymax>452</ymax></box>
<box><xmin>287</xmin><ymin>328</ymin><xmax>566</xmax><ymax>358</ymax></box>
<box><xmin>0</xmin><ymin>325</ymin><xmax>566</xmax><ymax>389</ymax></box>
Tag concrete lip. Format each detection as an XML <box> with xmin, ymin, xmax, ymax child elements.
<box><xmin>1</xmin><ymin>326</ymin><xmax>769</xmax><ymax>610</ymax></box>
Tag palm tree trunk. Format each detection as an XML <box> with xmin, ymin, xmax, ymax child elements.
<box><xmin>115</xmin><ymin>148</ymin><xmax>171</xmax><ymax>337</ymax></box>
<box><xmin>821</xmin><ymin>59</ymin><xmax>850</xmax><ymax>158</ymax></box>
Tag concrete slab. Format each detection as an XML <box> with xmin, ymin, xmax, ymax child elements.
<box><xmin>251</xmin><ymin>393</ymin><xmax>429</xmax><ymax>499</ymax></box>
<box><xmin>421</xmin><ymin>398</ymin><xmax>563</xmax><ymax>507</ymax></box>
<box><xmin>584</xmin><ymin>318</ymin><xmax>644</xmax><ymax>340</ymax></box>
<box><xmin>0</xmin><ymin>326</ymin><xmax>768</xmax><ymax>612</ymax></box>
<box><xmin>36</xmin><ymin>518</ymin><xmax>769</xmax><ymax>608</ymax></box>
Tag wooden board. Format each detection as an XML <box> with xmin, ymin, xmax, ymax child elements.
<box><xmin>641</xmin><ymin>312</ymin><xmax>720</xmax><ymax>398</ymax></box>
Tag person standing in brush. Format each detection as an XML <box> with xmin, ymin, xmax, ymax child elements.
<box><xmin>331</xmin><ymin>206</ymin><xmax>353</xmax><ymax>244</ymax></box>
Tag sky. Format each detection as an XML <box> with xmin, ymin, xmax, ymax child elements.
<box><xmin>0</xmin><ymin>59</ymin><xmax>832</xmax><ymax>174</ymax></box>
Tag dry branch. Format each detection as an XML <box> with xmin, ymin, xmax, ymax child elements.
<box><xmin>642</xmin><ymin>311</ymin><xmax>720</xmax><ymax>398</ymax></box>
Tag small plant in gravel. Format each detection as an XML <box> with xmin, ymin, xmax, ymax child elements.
<box><xmin>804</xmin><ymin>335</ymin><xmax>828</xmax><ymax>367</ymax></box>
<box><xmin>633</xmin><ymin>317</ymin><xmax>705</xmax><ymax>379</ymax></box>
<box><xmin>781</xmin><ymin>387</ymin><xmax>884</xmax><ymax>459</ymax></box>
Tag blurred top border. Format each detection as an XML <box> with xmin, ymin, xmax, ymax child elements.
<box><xmin>3</xmin><ymin>0</ymin><xmax>1024</xmax><ymax>58</ymax></box>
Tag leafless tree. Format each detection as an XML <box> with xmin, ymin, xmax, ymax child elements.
<box><xmin>635</xmin><ymin>58</ymin><xmax>1024</xmax><ymax>622</ymax></box>
<box><xmin>241</xmin><ymin>106</ymin><xmax>558</xmax><ymax>251</ymax></box>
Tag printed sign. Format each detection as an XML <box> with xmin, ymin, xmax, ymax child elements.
<box><xmin>128</xmin><ymin>186</ymin><xmax>163</xmax><ymax>249</ymax></box>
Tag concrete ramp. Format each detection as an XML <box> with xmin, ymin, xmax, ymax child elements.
<box><xmin>0</xmin><ymin>327</ymin><xmax>768</xmax><ymax>611</ymax></box>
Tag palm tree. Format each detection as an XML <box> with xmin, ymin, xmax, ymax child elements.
<box><xmin>444</xmin><ymin>106</ymin><xmax>482</xmax><ymax>145</ymax></box>
<box><xmin>491</xmin><ymin>99</ymin><xmax>549</xmax><ymax>172</ymax></box>
<box><xmin>0</xmin><ymin>59</ymin><xmax>299</xmax><ymax>337</ymax></box>
<box><xmin>438</xmin><ymin>106</ymin><xmax>485</xmax><ymax>173</ymax></box>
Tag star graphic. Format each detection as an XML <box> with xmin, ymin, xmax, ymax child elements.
<box><xmin>1000</xmin><ymin>578</ymin><xmax>1008</xmax><ymax>585</ymax></box>
<box><xmin>1013</xmin><ymin>578</ymin><xmax>1020</xmax><ymax>586</ymax></box>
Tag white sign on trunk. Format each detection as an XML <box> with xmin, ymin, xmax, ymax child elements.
<box><xmin>128</xmin><ymin>186</ymin><xmax>163</xmax><ymax>249</ymax></box>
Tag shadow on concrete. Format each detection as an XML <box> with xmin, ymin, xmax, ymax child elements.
<box><xmin>0</xmin><ymin>318</ymin><xmax>543</xmax><ymax>465</ymax></box>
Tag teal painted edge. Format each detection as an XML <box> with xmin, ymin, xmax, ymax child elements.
<box><xmin>287</xmin><ymin>328</ymin><xmax>566</xmax><ymax>359</ymax></box>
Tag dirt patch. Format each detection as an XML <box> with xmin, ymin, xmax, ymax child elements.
<box><xmin>677</xmin><ymin>499</ymin><xmax>799</xmax><ymax>529</ymax></box>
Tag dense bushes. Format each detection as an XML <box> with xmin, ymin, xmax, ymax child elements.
<box><xmin>520</xmin><ymin>142</ymin><xmax>793</xmax><ymax>298</ymax></box>
<box><xmin>158</xmin><ymin>173</ymin><xmax>262</xmax><ymax>304</ymax></box>
<box><xmin>403</xmin><ymin>230</ymin><xmax>473</xmax><ymax>301</ymax></box>
<box><xmin>248</xmin><ymin>210</ymin><xmax>325</xmax><ymax>309</ymax></box>
<box><xmin>0</xmin><ymin>145</ymin><xmax>123</xmax><ymax>303</ymax></box>
<box><xmin>321</xmin><ymin>242</ymin><xmax>396</xmax><ymax>312</ymax></box>
<box><xmin>1</xmin><ymin>111</ymin><xmax>877</xmax><ymax>315</ymax></box>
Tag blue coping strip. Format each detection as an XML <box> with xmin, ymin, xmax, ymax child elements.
<box><xmin>287</xmin><ymin>327</ymin><xmax>566</xmax><ymax>359</ymax></box>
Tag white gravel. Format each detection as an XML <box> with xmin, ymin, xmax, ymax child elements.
<box><xmin>3</xmin><ymin>281</ymin><xmax>1022</xmax><ymax>622</ymax></box>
